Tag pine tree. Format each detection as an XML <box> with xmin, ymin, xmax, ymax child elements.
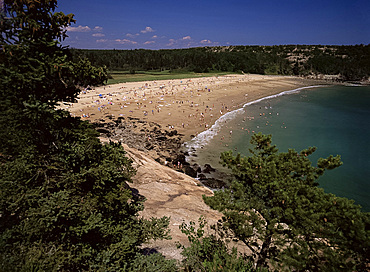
<box><xmin>204</xmin><ymin>133</ymin><xmax>370</xmax><ymax>271</ymax></box>
<box><xmin>0</xmin><ymin>1</ymin><xmax>173</xmax><ymax>270</ymax></box>
<box><xmin>179</xmin><ymin>217</ymin><xmax>261</xmax><ymax>272</ymax></box>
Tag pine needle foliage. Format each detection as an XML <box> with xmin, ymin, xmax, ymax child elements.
<box><xmin>204</xmin><ymin>133</ymin><xmax>370</xmax><ymax>271</ymax></box>
<box><xmin>0</xmin><ymin>1</ymin><xmax>172</xmax><ymax>270</ymax></box>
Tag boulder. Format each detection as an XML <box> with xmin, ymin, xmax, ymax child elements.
<box><xmin>156</xmin><ymin>136</ymin><xmax>167</xmax><ymax>141</ymax></box>
<box><xmin>202</xmin><ymin>163</ymin><xmax>216</xmax><ymax>174</ymax></box>
<box><xmin>166</xmin><ymin>130</ymin><xmax>178</xmax><ymax>137</ymax></box>
<box><xmin>184</xmin><ymin>165</ymin><xmax>197</xmax><ymax>178</ymax></box>
<box><xmin>197</xmin><ymin>174</ymin><xmax>207</xmax><ymax>180</ymax></box>
<box><xmin>201</xmin><ymin>178</ymin><xmax>228</xmax><ymax>189</ymax></box>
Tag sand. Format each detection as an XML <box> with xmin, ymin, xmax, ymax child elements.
<box><xmin>62</xmin><ymin>74</ymin><xmax>326</xmax><ymax>142</ymax></box>
<box><xmin>59</xmin><ymin>75</ymin><xmax>329</xmax><ymax>259</ymax></box>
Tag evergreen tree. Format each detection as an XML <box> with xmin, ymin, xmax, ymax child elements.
<box><xmin>0</xmin><ymin>0</ymin><xmax>108</xmax><ymax>106</ymax></box>
<box><xmin>204</xmin><ymin>133</ymin><xmax>370</xmax><ymax>271</ymax></box>
<box><xmin>0</xmin><ymin>1</ymin><xmax>172</xmax><ymax>270</ymax></box>
<box><xmin>179</xmin><ymin>217</ymin><xmax>262</xmax><ymax>272</ymax></box>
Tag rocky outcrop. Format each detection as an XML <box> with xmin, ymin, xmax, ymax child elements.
<box><xmin>93</xmin><ymin>117</ymin><xmax>230</xmax><ymax>190</ymax></box>
<box><xmin>95</xmin><ymin>117</ymin><xmax>233</xmax><ymax>260</ymax></box>
<box><xmin>99</xmin><ymin>137</ymin><xmax>222</xmax><ymax>261</ymax></box>
<box><xmin>93</xmin><ymin>117</ymin><xmax>184</xmax><ymax>166</ymax></box>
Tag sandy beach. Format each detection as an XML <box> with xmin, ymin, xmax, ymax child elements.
<box><xmin>59</xmin><ymin>74</ymin><xmax>332</xmax><ymax>258</ymax></box>
<box><xmin>62</xmin><ymin>74</ymin><xmax>326</xmax><ymax>142</ymax></box>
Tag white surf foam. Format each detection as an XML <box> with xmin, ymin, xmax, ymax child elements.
<box><xmin>184</xmin><ymin>85</ymin><xmax>324</xmax><ymax>157</ymax></box>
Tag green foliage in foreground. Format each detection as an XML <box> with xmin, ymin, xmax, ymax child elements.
<box><xmin>0</xmin><ymin>107</ymin><xmax>172</xmax><ymax>271</ymax></box>
<box><xmin>0</xmin><ymin>2</ymin><xmax>108</xmax><ymax>107</ymax></box>
<box><xmin>204</xmin><ymin>133</ymin><xmax>370</xmax><ymax>271</ymax></box>
<box><xmin>0</xmin><ymin>0</ymin><xmax>173</xmax><ymax>270</ymax></box>
<box><xmin>179</xmin><ymin>217</ymin><xmax>262</xmax><ymax>272</ymax></box>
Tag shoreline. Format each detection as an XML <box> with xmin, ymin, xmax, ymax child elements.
<box><xmin>62</xmin><ymin>75</ymin><xmax>331</xmax><ymax>142</ymax></box>
<box><xmin>184</xmin><ymin>84</ymin><xmax>326</xmax><ymax>155</ymax></box>
<box><xmin>61</xmin><ymin>74</ymin><xmax>336</xmax><ymax>185</ymax></box>
<box><xmin>183</xmin><ymin>84</ymin><xmax>330</xmax><ymax>188</ymax></box>
<box><xmin>62</xmin><ymin>79</ymin><xmax>367</xmax><ymax>258</ymax></box>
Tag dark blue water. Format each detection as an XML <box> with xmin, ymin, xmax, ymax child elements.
<box><xmin>188</xmin><ymin>85</ymin><xmax>370</xmax><ymax>211</ymax></box>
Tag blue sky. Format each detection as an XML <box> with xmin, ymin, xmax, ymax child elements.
<box><xmin>57</xmin><ymin>0</ymin><xmax>370</xmax><ymax>49</ymax></box>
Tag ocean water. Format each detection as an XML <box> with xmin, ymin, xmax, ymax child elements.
<box><xmin>185</xmin><ymin>85</ymin><xmax>370</xmax><ymax>211</ymax></box>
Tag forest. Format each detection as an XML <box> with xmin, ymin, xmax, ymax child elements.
<box><xmin>71</xmin><ymin>44</ymin><xmax>370</xmax><ymax>81</ymax></box>
<box><xmin>1</xmin><ymin>0</ymin><xmax>369</xmax><ymax>271</ymax></box>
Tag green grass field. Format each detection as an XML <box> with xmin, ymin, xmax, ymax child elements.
<box><xmin>106</xmin><ymin>70</ymin><xmax>237</xmax><ymax>85</ymax></box>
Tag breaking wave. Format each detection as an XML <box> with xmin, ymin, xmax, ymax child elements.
<box><xmin>184</xmin><ymin>85</ymin><xmax>324</xmax><ymax>156</ymax></box>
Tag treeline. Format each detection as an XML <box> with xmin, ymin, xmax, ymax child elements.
<box><xmin>71</xmin><ymin>44</ymin><xmax>370</xmax><ymax>81</ymax></box>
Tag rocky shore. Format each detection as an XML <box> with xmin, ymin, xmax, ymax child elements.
<box><xmin>97</xmin><ymin>136</ymin><xmax>223</xmax><ymax>260</ymax></box>
<box><xmin>93</xmin><ymin>116</ymin><xmax>231</xmax><ymax>189</ymax></box>
<box><xmin>59</xmin><ymin>74</ymin><xmax>330</xmax><ymax>190</ymax></box>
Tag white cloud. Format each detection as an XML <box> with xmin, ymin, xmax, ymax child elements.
<box><xmin>144</xmin><ymin>41</ymin><xmax>155</xmax><ymax>45</ymax></box>
<box><xmin>141</xmin><ymin>26</ymin><xmax>154</xmax><ymax>33</ymax></box>
<box><xmin>166</xmin><ymin>39</ymin><xmax>176</xmax><ymax>46</ymax></box>
<box><xmin>96</xmin><ymin>39</ymin><xmax>108</xmax><ymax>43</ymax></box>
<box><xmin>126</xmin><ymin>33</ymin><xmax>140</xmax><ymax>38</ymax></box>
<box><xmin>200</xmin><ymin>39</ymin><xmax>212</xmax><ymax>44</ymax></box>
<box><xmin>166</xmin><ymin>37</ymin><xmax>194</xmax><ymax>47</ymax></box>
<box><xmin>93</xmin><ymin>26</ymin><xmax>103</xmax><ymax>32</ymax></box>
<box><xmin>115</xmin><ymin>39</ymin><xmax>138</xmax><ymax>45</ymax></box>
<box><xmin>92</xmin><ymin>33</ymin><xmax>105</xmax><ymax>37</ymax></box>
<box><xmin>163</xmin><ymin>36</ymin><xmax>221</xmax><ymax>48</ymax></box>
<box><xmin>67</xmin><ymin>25</ymin><xmax>91</xmax><ymax>32</ymax></box>
<box><xmin>151</xmin><ymin>35</ymin><xmax>158</xmax><ymax>39</ymax></box>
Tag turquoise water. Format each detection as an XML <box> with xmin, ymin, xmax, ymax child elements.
<box><xmin>186</xmin><ymin>85</ymin><xmax>370</xmax><ymax>211</ymax></box>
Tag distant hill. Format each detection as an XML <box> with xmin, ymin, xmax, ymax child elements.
<box><xmin>71</xmin><ymin>44</ymin><xmax>370</xmax><ymax>81</ymax></box>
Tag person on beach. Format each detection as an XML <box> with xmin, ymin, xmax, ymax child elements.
<box><xmin>64</xmin><ymin>74</ymin><xmax>322</xmax><ymax>145</ymax></box>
